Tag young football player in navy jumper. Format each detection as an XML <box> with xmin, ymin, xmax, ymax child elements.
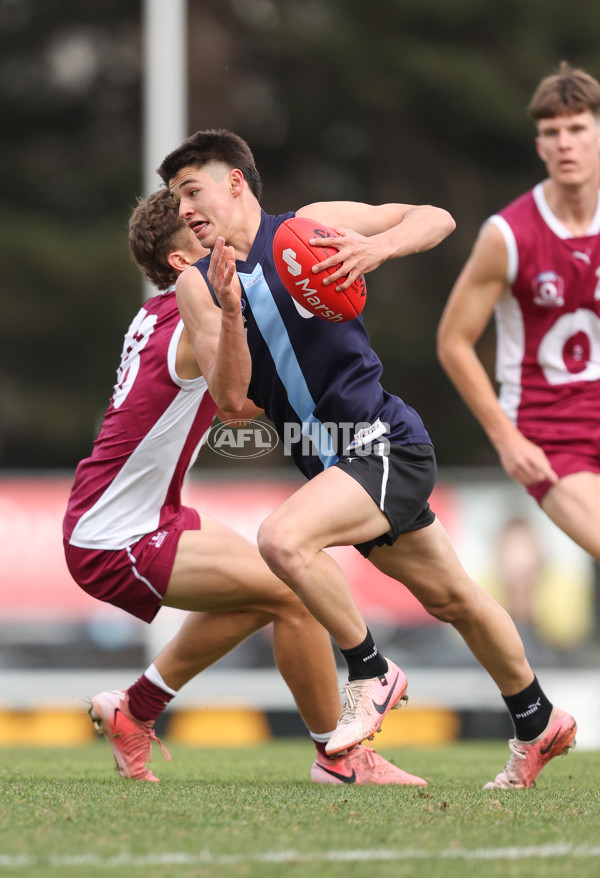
<box><xmin>160</xmin><ymin>129</ymin><xmax>575</xmax><ymax>789</ymax></box>
<box><xmin>438</xmin><ymin>62</ymin><xmax>598</xmax><ymax>787</ymax></box>
<box><xmin>64</xmin><ymin>189</ymin><xmax>424</xmax><ymax>786</ymax></box>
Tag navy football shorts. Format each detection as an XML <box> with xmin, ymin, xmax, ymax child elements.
<box><xmin>333</xmin><ymin>442</ymin><xmax>436</xmax><ymax>558</ymax></box>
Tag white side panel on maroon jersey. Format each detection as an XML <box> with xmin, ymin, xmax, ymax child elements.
<box><xmin>64</xmin><ymin>291</ymin><xmax>217</xmax><ymax>550</ymax></box>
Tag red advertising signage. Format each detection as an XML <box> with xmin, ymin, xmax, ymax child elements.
<box><xmin>0</xmin><ymin>475</ymin><xmax>455</xmax><ymax>626</ymax></box>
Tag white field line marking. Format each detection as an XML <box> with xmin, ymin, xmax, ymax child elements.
<box><xmin>1</xmin><ymin>844</ymin><xmax>600</xmax><ymax>868</ymax></box>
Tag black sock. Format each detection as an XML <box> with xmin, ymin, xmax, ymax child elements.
<box><xmin>340</xmin><ymin>629</ymin><xmax>388</xmax><ymax>681</ymax></box>
<box><xmin>502</xmin><ymin>676</ymin><xmax>553</xmax><ymax>741</ymax></box>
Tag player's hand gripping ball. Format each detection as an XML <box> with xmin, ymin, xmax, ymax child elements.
<box><xmin>273</xmin><ymin>216</ymin><xmax>367</xmax><ymax>322</ymax></box>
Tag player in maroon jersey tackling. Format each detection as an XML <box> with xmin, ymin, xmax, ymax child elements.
<box><xmin>63</xmin><ymin>189</ymin><xmax>426</xmax><ymax>787</ymax></box>
<box><xmin>437</xmin><ymin>61</ymin><xmax>592</xmax><ymax>788</ymax></box>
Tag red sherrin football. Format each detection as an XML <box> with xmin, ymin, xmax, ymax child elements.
<box><xmin>273</xmin><ymin>216</ymin><xmax>367</xmax><ymax>322</ymax></box>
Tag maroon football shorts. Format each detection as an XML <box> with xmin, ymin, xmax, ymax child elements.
<box><xmin>63</xmin><ymin>506</ymin><xmax>200</xmax><ymax>622</ymax></box>
<box><xmin>526</xmin><ymin>444</ymin><xmax>600</xmax><ymax>503</ymax></box>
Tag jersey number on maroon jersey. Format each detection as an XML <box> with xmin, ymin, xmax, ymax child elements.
<box><xmin>112</xmin><ymin>307</ymin><xmax>158</xmax><ymax>409</ymax></box>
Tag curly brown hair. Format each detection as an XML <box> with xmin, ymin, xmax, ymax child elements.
<box><xmin>128</xmin><ymin>189</ymin><xmax>192</xmax><ymax>290</ymax></box>
<box><xmin>528</xmin><ymin>61</ymin><xmax>600</xmax><ymax>121</ymax></box>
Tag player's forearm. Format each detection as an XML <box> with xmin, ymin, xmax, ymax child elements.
<box><xmin>438</xmin><ymin>341</ymin><xmax>518</xmax><ymax>451</ymax></box>
<box><xmin>206</xmin><ymin>309</ymin><xmax>251</xmax><ymax>412</ymax></box>
<box><xmin>379</xmin><ymin>205</ymin><xmax>456</xmax><ymax>260</ymax></box>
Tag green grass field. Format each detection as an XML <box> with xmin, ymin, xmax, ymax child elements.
<box><xmin>1</xmin><ymin>740</ymin><xmax>599</xmax><ymax>878</ymax></box>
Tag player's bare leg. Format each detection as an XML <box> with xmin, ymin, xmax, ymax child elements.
<box><xmin>257</xmin><ymin>468</ymin><xmax>414</xmax><ymax>752</ymax></box>
<box><xmin>153</xmin><ymin>604</ymin><xmax>426</xmax><ymax>786</ymax></box>
<box><xmin>153</xmin><ymin>605</ymin><xmax>339</xmax><ymax>742</ymax></box>
<box><xmin>165</xmin><ymin>517</ymin><xmax>341</xmax><ymax>734</ymax></box>
<box><xmin>256</xmin><ymin>467</ymin><xmax>390</xmax><ymax>648</ymax></box>
<box><xmin>541</xmin><ymin>471</ymin><xmax>600</xmax><ymax>562</ymax></box>
<box><xmin>91</xmin><ymin>513</ymin><xmax>428</xmax><ymax>784</ymax></box>
<box><xmin>89</xmin><ymin>607</ymin><xmax>271</xmax><ymax>782</ymax></box>
<box><xmin>255</xmin><ymin>465</ymin><xmax>553</xmax><ymax>756</ymax></box>
<box><xmin>371</xmin><ymin>518</ymin><xmax>576</xmax><ymax>788</ymax></box>
<box><xmin>254</xmin><ymin>463</ymin><xmax>533</xmax><ymax>694</ymax></box>
<box><xmin>152</xmin><ymin>607</ymin><xmax>274</xmax><ymax>690</ymax></box>
<box><xmin>158</xmin><ymin>533</ymin><xmax>427</xmax><ymax>783</ymax></box>
<box><xmin>370</xmin><ymin>519</ymin><xmax>534</xmax><ymax>695</ymax></box>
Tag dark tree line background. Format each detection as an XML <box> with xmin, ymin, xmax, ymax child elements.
<box><xmin>2</xmin><ymin>0</ymin><xmax>600</xmax><ymax>472</ymax></box>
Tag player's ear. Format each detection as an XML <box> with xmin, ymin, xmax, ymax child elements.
<box><xmin>230</xmin><ymin>168</ymin><xmax>244</xmax><ymax>197</ymax></box>
<box><xmin>167</xmin><ymin>250</ymin><xmax>193</xmax><ymax>273</ymax></box>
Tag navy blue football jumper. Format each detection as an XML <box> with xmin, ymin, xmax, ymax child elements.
<box><xmin>193</xmin><ymin>210</ymin><xmax>432</xmax><ymax>479</ymax></box>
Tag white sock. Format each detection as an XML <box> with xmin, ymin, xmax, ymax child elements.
<box><xmin>309</xmin><ymin>730</ymin><xmax>335</xmax><ymax>744</ymax></box>
<box><xmin>144</xmin><ymin>662</ymin><xmax>178</xmax><ymax>696</ymax></box>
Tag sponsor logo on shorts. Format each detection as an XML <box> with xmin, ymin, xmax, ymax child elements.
<box><xmin>150</xmin><ymin>530</ymin><xmax>168</xmax><ymax>548</ymax></box>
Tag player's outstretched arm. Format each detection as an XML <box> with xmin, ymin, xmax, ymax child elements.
<box><xmin>296</xmin><ymin>200</ymin><xmax>455</xmax><ymax>290</ymax></box>
<box><xmin>437</xmin><ymin>223</ymin><xmax>558</xmax><ymax>488</ymax></box>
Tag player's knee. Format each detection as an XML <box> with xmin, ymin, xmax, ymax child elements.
<box><xmin>257</xmin><ymin>517</ymin><xmax>303</xmax><ymax>581</ymax></box>
<box><xmin>423</xmin><ymin>599</ymin><xmax>464</xmax><ymax>625</ymax></box>
<box><xmin>419</xmin><ymin>585</ymin><xmax>477</xmax><ymax>625</ymax></box>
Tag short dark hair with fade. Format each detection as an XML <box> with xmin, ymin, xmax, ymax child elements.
<box><xmin>158</xmin><ymin>128</ymin><xmax>263</xmax><ymax>201</ymax></box>
<box><xmin>528</xmin><ymin>61</ymin><xmax>600</xmax><ymax>121</ymax></box>
<box><xmin>128</xmin><ymin>189</ymin><xmax>191</xmax><ymax>290</ymax></box>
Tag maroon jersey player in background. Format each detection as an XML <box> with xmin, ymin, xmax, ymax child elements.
<box><xmin>438</xmin><ymin>62</ymin><xmax>599</xmax><ymax>786</ymax></box>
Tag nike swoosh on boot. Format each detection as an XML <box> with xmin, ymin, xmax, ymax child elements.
<box><xmin>371</xmin><ymin>673</ymin><xmax>399</xmax><ymax>714</ymax></box>
<box><xmin>317</xmin><ymin>764</ymin><xmax>357</xmax><ymax>783</ymax></box>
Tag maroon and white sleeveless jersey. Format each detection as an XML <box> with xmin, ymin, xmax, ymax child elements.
<box><xmin>488</xmin><ymin>182</ymin><xmax>600</xmax><ymax>444</ymax></box>
<box><xmin>63</xmin><ymin>290</ymin><xmax>217</xmax><ymax>549</ymax></box>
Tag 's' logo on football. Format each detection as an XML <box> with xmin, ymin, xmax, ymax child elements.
<box><xmin>273</xmin><ymin>216</ymin><xmax>367</xmax><ymax>322</ymax></box>
<box><xmin>282</xmin><ymin>248</ymin><xmax>302</xmax><ymax>277</ymax></box>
